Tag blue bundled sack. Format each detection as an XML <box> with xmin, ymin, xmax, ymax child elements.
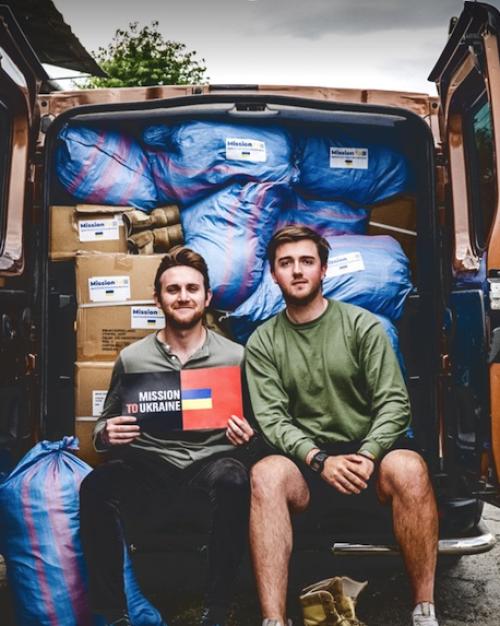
<box><xmin>297</xmin><ymin>130</ymin><xmax>410</xmax><ymax>205</ymax></box>
<box><xmin>182</xmin><ymin>182</ymin><xmax>284</xmax><ymax>310</ymax></box>
<box><xmin>144</xmin><ymin>120</ymin><xmax>296</xmax><ymax>205</ymax></box>
<box><xmin>229</xmin><ymin>234</ymin><xmax>413</xmax><ymax>342</ymax></box>
<box><xmin>276</xmin><ymin>195</ymin><xmax>369</xmax><ymax>236</ymax></box>
<box><xmin>56</xmin><ymin>126</ymin><xmax>158</xmax><ymax>211</ymax></box>
<box><xmin>0</xmin><ymin>436</ymin><xmax>166</xmax><ymax>626</ymax></box>
<box><xmin>374</xmin><ymin>313</ymin><xmax>406</xmax><ymax>376</ymax></box>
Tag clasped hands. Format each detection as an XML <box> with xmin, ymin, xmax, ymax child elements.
<box><xmin>320</xmin><ymin>454</ymin><xmax>375</xmax><ymax>495</ymax></box>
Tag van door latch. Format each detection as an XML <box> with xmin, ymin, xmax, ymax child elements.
<box><xmin>487</xmin><ymin>276</ymin><xmax>500</xmax><ymax>310</ymax></box>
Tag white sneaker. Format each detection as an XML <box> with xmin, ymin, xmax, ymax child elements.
<box><xmin>412</xmin><ymin>603</ymin><xmax>439</xmax><ymax>626</ymax></box>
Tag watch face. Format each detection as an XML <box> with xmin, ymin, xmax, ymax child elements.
<box><xmin>311</xmin><ymin>451</ymin><xmax>328</xmax><ymax>472</ymax></box>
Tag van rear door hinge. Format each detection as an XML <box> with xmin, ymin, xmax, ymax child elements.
<box><xmin>462</xmin><ymin>33</ymin><xmax>486</xmax><ymax>74</ymax></box>
<box><xmin>488</xmin><ymin>273</ymin><xmax>500</xmax><ymax>310</ymax></box>
<box><xmin>25</xmin><ymin>353</ymin><xmax>36</xmax><ymax>374</ymax></box>
<box><xmin>441</xmin><ymin>353</ymin><xmax>451</xmax><ymax>373</ymax></box>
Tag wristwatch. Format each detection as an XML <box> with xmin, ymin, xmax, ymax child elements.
<box><xmin>310</xmin><ymin>450</ymin><xmax>329</xmax><ymax>473</ymax></box>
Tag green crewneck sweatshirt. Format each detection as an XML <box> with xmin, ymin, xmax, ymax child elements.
<box><xmin>245</xmin><ymin>299</ymin><xmax>411</xmax><ymax>462</ymax></box>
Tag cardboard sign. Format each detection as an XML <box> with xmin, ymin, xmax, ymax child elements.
<box><xmin>121</xmin><ymin>366</ymin><xmax>242</xmax><ymax>437</ymax></box>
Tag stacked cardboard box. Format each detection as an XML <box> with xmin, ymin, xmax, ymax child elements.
<box><xmin>49</xmin><ymin>204</ymin><xmax>134</xmax><ymax>260</ymax></box>
<box><xmin>75</xmin><ymin>253</ymin><xmax>165</xmax><ymax>360</ymax></box>
<box><xmin>74</xmin><ymin>361</ymin><xmax>114</xmax><ymax>466</ymax></box>
<box><xmin>73</xmin><ymin>252</ymin><xmax>165</xmax><ymax>461</ymax></box>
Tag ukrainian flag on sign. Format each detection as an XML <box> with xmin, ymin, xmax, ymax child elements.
<box><xmin>180</xmin><ymin>366</ymin><xmax>242</xmax><ymax>430</ymax></box>
<box><xmin>182</xmin><ymin>388</ymin><xmax>213</xmax><ymax>411</ymax></box>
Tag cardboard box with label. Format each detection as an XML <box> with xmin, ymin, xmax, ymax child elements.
<box><xmin>75</xmin><ymin>253</ymin><xmax>166</xmax><ymax>360</ymax></box>
<box><xmin>76</xmin><ymin>303</ymin><xmax>165</xmax><ymax>361</ymax></box>
<box><xmin>50</xmin><ymin>204</ymin><xmax>133</xmax><ymax>260</ymax></box>
<box><xmin>74</xmin><ymin>361</ymin><xmax>115</xmax><ymax>466</ymax></box>
<box><xmin>75</xmin><ymin>418</ymin><xmax>106</xmax><ymax>467</ymax></box>
<box><xmin>75</xmin><ymin>253</ymin><xmax>163</xmax><ymax>305</ymax></box>
<box><xmin>75</xmin><ymin>361</ymin><xmax>114</xmax><ymax>417</ymax></box>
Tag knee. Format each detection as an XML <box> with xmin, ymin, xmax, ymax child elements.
<box><xmin>212</xmin><ymin>458</ymin><xmax>249</xmax><ymax>494</ymax></box>
<box><xmin>79</xmin><ymin>469</ymin><xmax>99</xmax><ymax>504</ymax></box>
<box><xmin>250</xmin><ymin>456</ymin><xmax>294</xmax><ymax>500</ymax></box>
<box><xmin>379</xmin><ymin>450</ymin><xmax>431</xmax><ymax>499</ymax></box>
<box><xmin>79</xmin><ymin>460</ymin><xmax>125</xmax><ymax>507</ymax></box>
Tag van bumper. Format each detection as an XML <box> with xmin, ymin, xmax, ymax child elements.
<box><xmin>332</xmin><ymin>521</ymin><xmax>496</xmax><ymax>556</ymax></box>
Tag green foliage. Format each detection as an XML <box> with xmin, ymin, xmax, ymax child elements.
<box><xmin>84</xmin><ymin>21</ymin><xmax>207</xmax><ymax>88</ymax></box>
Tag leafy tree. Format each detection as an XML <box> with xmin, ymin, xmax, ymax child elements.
<box><xmin>84</xmin><ymin>21</ymin><xmax>207</xmax><ymax>88</ymax></box>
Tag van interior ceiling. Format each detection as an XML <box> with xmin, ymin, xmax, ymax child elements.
<box><xmin>42</xmin><ymin>97</ymin><xmax>440</xmax><ymax>473</ymax></box>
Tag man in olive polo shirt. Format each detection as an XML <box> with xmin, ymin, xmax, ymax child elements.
<box><xmin>80</xmin><ymin>246</ymin><xmax>255</xmax><ymax>626</ymax></box>
<box><xmin>245</xmin><ymin>226</ymin><xmax>439</xmax><ymax>626</ymax></box>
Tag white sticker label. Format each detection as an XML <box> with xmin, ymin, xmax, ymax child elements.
<box><xmin>330</xmin><ymin>147</ymin><xmax>369</xmax><ymax>170</ymax></box>
<box><xmin>92</xmin><ymin>390</ymin><xmax>108</xmax><ymax>416</ymax></box>
<box><xmin>131</xmin><ymin>306</ymin><xmax>165</xmax><ymax>329</ymax></box>
<box><xmin>88</xmin><ymin>276</ymin><xmax>131</xmax><ymax>302</ymax></box>
<box><xmin>78</xmin><ymin>216</ymin><xmax>121</xmax><ymax>242</ymax></box>
<box><xmin>327</xmin><ymin>252</ymin><xmax>365</xmax><ymax>278</ymax></box>
<box><xmin>489</xmin><ymin>281</ymin><xmax>500</xmax><ymax>296</ymax></box>
<box><xmin>226</xmin><ymin>137</ymin><xmax>267</xmax><ymax>162</ymax></box>
<box><xmin>489</xmin><ymin>281</ymin><xmax>500</xmax><ymax>309</ymax></box>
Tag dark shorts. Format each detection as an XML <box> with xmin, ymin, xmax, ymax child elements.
<box><xmin>292</xmin><ymin>436</ymin><xmax>419</xmax><ymax>518</ymax></box>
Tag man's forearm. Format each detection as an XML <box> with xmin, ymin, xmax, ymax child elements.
<box><xmin>305</xmin><ymin>447</ymin><xmax>320</xmax><ymax>466</ymax></box>
<box><xmin>257</xmin><ymin>415</ymin><xmax>317</xmax><ymax>462</ymax></box>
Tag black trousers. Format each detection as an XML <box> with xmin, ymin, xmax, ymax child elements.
<box><xmin>79</xmin><ymin>450</ymin><xmax>251</xmax><ymax>619</ymax></box>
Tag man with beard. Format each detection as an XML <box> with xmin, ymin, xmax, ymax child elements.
<box><xmin>80</xmin><ymin>246</ymin><xmax>255</xmax><ymax>626</ymax></box>
<box><xmin>245</xmin><ymin>226</ymin><xmax>439</xmax><ymax>626</ymax></box>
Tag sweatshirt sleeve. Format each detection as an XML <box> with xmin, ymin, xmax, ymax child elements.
<box><xmin>245</xmin><ymin>329</ymin><xmax>317</xmax><ymax>462</ymax></box>
<box><xmin>357</xmin><ymin>318</ymin><xmax>411</xmax><ymax>460</ymax></box>
<box><xmin>92</xmin><ymin>356</ymin><xmax>124</xmax><ymax>452</ymax></box>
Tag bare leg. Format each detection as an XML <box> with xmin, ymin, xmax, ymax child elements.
<box><xmin>377</xmin><ymin>450</ymin><xmax>438</xmax><ymax>604</ymax></box>
<box><xmin>250</xmin><ymin>455</ymin><xmax>310</xmax><ymax>623</ymax></box>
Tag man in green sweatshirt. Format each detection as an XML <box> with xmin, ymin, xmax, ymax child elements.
<box><xmin>245</xmin><ymin>226</ymin><xmax>439</xmax><ymax>626</ymax></box>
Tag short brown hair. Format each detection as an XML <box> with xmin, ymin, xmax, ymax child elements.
<box><xmin>267</xmin><ymin>226</ymin><xmax>330</xmax><ymax>268</ymax></box>
<box><xmin>154</xmin><ymin>246</ymin><xmax>211</xmax><ymax>296</ymax></box>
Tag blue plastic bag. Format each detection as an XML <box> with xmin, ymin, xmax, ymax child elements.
<box><xmin>297</xmin><ymin>130</ymin><xmax>410</xmax><ymax>205</ymax></box>
<box><xmin>276</xmin><ymin>195</ymin><xmax>369</xmax><ymax>236</ymax></box>
<box><xmin>144</xmin><ymin>120</ymin><xmax>296</xmax><ymax>205</ymax></box>
<box><xmin>229</xmin><ymin>234</ymin><xmax>412</xmax><ymax>342</ymax></box>
<box><xmin>0</xmin><ymin>437</ymin><xmax>166</xmax><ymax>626</ymax></box>
<box><xmin>56</xmin><ymin>126</ymin><xmax>158</xmax><ymax>211</ymax></box>
<box><xmin>182</xmin><ymin>182</ymin><xmax>285</xmax><ymax>309</ymax></box>
<box><xmin>373</xmin><ymin>313</ymin><xmax>406</xmax><ymax>376</ymax></box>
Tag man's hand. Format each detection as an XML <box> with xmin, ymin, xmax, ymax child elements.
<box><xmin>102</xmin><ymin>416</ymin><xmax>141</xmax><ymax>446</ymax></box>
<box><xmin>321</xmin><ymin>454</ymin><xmax>375</xmax><ymax>495</ymax></box>
<box><xmin>226</xmin><ymin>415</ymin><xmax>255</xmax><ymax>446</ymax></box>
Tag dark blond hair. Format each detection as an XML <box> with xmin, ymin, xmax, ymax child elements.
<box><xmin>267</xmin><ymin>226</ymin><xmax>330</xmax><ymax>269</ymax></box>
<box><xmin>154</xmin><ymin>246</ymin><xmax>210</xmax><ymax>295</ymax></box>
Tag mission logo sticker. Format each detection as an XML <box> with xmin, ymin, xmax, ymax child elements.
<box><xmin>78</xmin><ymin>216</ymin><xmax>121</xmax><ymax>241</ymax></box>
<box><xmin>121</xmin><ymin>366</ymin><xmax>242</xmax><ymax>437</ymax></box>
<box><xmin>329</xmin><ymin>147</ymin><xmax>369</xmax><ymax>170</ymax></box>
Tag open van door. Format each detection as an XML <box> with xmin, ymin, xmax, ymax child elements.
<box><xmin>0</xmin><ymin>6</ymin><xmax>48</xmax><ymax>462</ymax></box>
<box><xmin>0</xmin><ymin>5</ymin><xmax>46</xmax><ymax>273</ymax></box>
<box><xmin>429</xmin><ymin>1</ymin><xmax>500</xmax><ymax>505</ymax></box>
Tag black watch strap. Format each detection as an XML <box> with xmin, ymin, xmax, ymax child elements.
<box><xmin>310</xmin><ymin>450</ymin><xmax>329</xmax><ymax>473</ymax></box>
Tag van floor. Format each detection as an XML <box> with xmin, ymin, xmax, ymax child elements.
<box><xmin>3</xmin><ymin>525</ymin><xmax>500</xmax><ymax>626</ymax></box>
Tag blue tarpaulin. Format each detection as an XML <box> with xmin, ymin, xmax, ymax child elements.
<box><xmin>297</xmin><ymin>130</ymin><xmax>410</xmax><ymax>205</ymax></box>
<box><xmin>0</xmin><ymin>437</ymin><xmax>166</xmax><ymax>626</ymax></box>
<box><xmin>144</xmin><ymin>120</ymin><xmax>297</xmax><ymax>205</ymax></box>
<box><xmin>56</xmin><ymin>126</ymin><xmax>158</xmax><ymax>211</ymax></box>
<box><xmin>182</xmin><ymin>182</ymin><xmax>285</xmax><ymax>310</ymax></box>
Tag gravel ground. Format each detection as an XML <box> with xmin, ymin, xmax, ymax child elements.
<box><xmin>1</xmin><ymin>504</ymin><xmax>499</xmax><ymax>625</ymax></box>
